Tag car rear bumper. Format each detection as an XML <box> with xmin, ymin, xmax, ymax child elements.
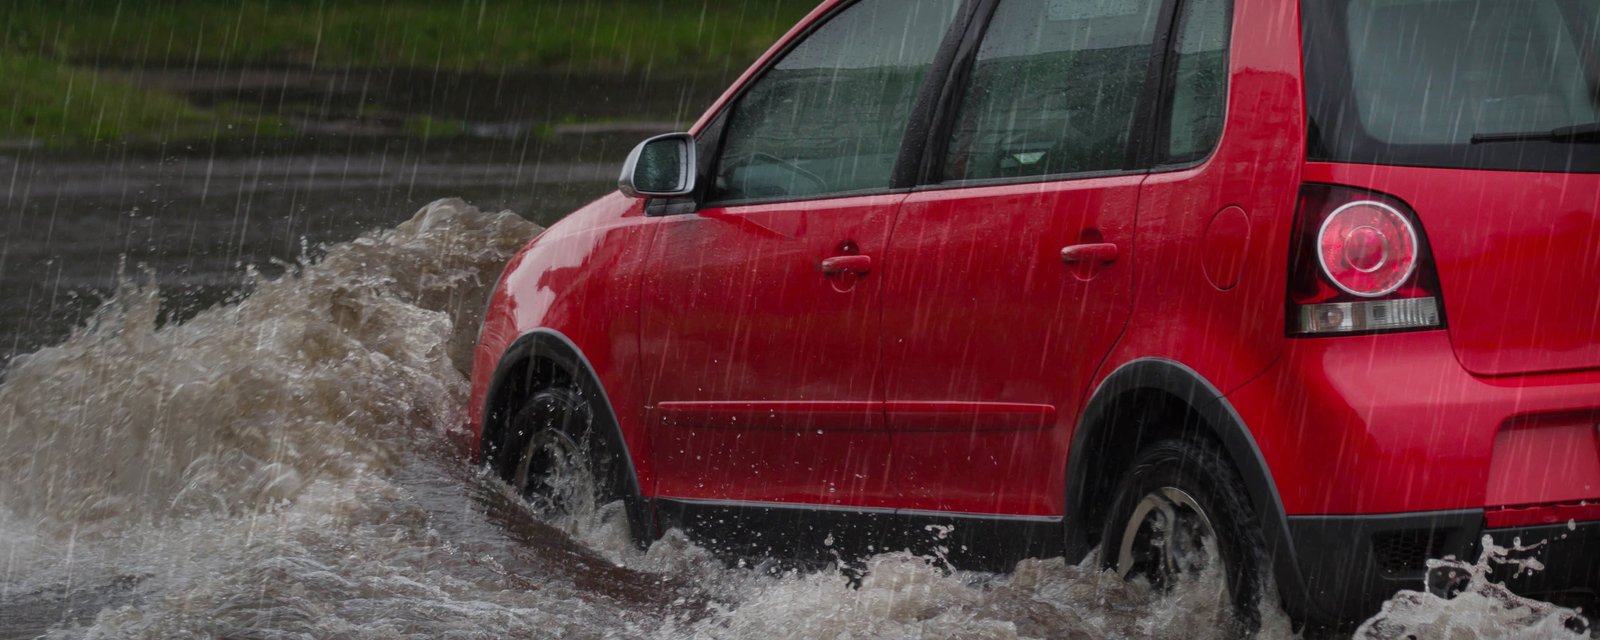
<box><xmin>1225</xmin><ymin>329</ymin><xmax>1600</xmax><ymax>625</ymax></box>
<box><xmin>1285</xmin><ymin>511</ymin><xmax>1600</xmax><ymax>627</ymax></box>
<box><xmin>1231</xmin><ymin>330</ymin><xmax>1600</xmax><ymax>517</ymax></box>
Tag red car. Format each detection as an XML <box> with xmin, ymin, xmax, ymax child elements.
<box><xmin>470</xmin><ymin>0</ymin><xmax>1600</xmax><ymax>629</ymax></box>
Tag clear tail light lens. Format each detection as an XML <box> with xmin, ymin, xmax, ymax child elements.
<box><xmin>1289</xmin><ymin>185</ymin><xmax>1444</xmax><ymax>336</ymax></box>
<box><xmin>1297</xmin><ymin>297</ymin><xmax>1440</xmax><ymax>335</ymax></box>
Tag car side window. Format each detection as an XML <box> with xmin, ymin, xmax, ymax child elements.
<box><xmin>941</xmin><ymin>0</ymin><xmax>1162</xmax><ymax>182</ymax></box>
<box><xmin>706</xmin><ymin>0</ymin><xmax>962</xmax><ymax>205</ymax></box>
<box><xmin>1164</xmin><ymin>0</ymin><xmax>1232</xmax><ymax>163</ymax></box>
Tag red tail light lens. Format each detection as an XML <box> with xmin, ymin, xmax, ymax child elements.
<box><xmin>1317</xmin><ymin>201</ymin><xmax>1418</xmax><ymax>297</ymax></box>
<box><xmin>1289</xmin><ymin>185</ymin><xmax>1443</xmax><ymax>336</ymax></box>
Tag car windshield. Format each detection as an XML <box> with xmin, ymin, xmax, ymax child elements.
<box><xmin>1303</xmin><ymin>0</ymin><xmax>1600</xmax><ymax>173</ymax></box>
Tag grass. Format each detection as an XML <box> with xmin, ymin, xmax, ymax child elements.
<box><xmin>1</xmin><ymin>0</ymin><xmax>815</xmax><ymax>72</ymax></box>
<box><xmin>0</xmin><ymin>53</ymin><xmax>287</xmax><ymax>147</ymax></box>
<box><xmin>403</xmin><ymin>114</ymin><xmax>470</xmax><ymax>139</ymax></box>
<box><xmin>0</xmin><ymin>1</ymin><xmax>814</xmax><ymax>149</ymax></box>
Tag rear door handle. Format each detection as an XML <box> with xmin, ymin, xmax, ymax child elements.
<box><xmin>1060</xmin><ymin>243</ymin><xmax>1119</xmax><ymax>266</ymax></box>
<box><xmin>821</xmin><ymin>255</ymin><xmax>873</xmax><ymax>277</ymax></box>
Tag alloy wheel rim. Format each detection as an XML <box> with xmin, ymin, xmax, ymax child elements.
<box><xmin>1114</xmin><ymin>486</ymin><xmax>1226</xmax><ymax>594</ymax></box>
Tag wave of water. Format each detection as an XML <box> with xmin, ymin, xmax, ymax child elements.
<box><xmin>0</xmin><ymin>199</ymin><xmax>1586</xmax><ymax>639</ymax></box>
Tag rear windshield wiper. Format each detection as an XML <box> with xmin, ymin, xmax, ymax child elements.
<box><xmin>1471</xmin><ymin>121</ymin><xmax>1600</xmax><ymax>144</ymax></box>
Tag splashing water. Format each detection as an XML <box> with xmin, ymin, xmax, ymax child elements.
<box><xmin>1355</xmin><ymin>535</ymin><xmax>1590</xmax><ymax>639</ymax></box>
<box><xmin>0</xmin><ymin>198</ymin><xmax>534</xmax><ymax>536</ymax></box>
<box><xmin>0</xmin><ymin>198</ymin><xmax>1585</xmax><ymax>639</ymax></box>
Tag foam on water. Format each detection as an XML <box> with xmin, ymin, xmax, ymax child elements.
<box><xmin>1356</xmin><ymin>536</ymin><xmax>1590</xmax><ymax>639</ymax></box>
<box><xmin>0</xmin><ymin>197</ymin><xmax>532</xmax><ymax>538</ymax></box>
<box><xmin>0</xmin><ymin>199</ymin><xmax>1587</xmax><ymax>639</ymax></box>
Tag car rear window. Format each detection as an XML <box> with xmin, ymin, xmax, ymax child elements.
<box><xmin>1303</xmin><ymin>0</ymin><xmax>1600</xmax><ymax>173</ymax></box>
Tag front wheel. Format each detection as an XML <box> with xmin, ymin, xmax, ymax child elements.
<box><xmin>497</xmin><ymin>383</ymin><xmax>624</xmax><ymax>525</ymax></box>
<box><xmin>1102</xmin><ymin>439</ymin><xmax>1268</xmax><ymax>633</ymax></box>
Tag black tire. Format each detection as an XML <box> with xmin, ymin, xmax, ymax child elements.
<box><xmin>1101</xmin><ymin>438</ymin><xmax>1269</xmax><ymax>634</ymax></box>
<box><xmin>494</xmin><ymin>381</ymin><xmax>627</xmax><ymax>523</ymax></box>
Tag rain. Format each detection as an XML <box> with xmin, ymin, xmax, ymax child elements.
<box><xmin>1</xmin><ymin>1</ymin><xmax>1597</xmax><ymax>638</ymax></box>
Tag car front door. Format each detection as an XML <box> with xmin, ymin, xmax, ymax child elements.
<box><xmin>641</xmin><ymin>0</ymin><xmax>964</xmax><ymax>509</ymax></box>
<box><xmin>879</xmin><ymin>0</ymin><xmax>1168</xmax><ymax>516</ymax></box>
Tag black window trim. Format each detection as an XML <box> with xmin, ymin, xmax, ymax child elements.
<box><xmin>652</xmin><ymin>0</ymin><xmax>985</xmax><ymax>214</ymax></box>
<box><xmin>1150</xmin><ymin>0</ymin><xmax>1235</xmax><ymax>171</ymax></box>
<box><xmin>913</xmin><ymin>0</ymin><xmax>1004</xmax><ymax>186</ymax></box>
<box><xmin>1130</xmin><ymin>0</ymin><xmax>1185</xmax><ymax>171</ymax></box>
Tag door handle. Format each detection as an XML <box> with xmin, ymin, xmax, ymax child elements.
<box><xmin>820</xmin><ymin>255</ymin><xmax>873</xmax><ymax>277</ymax></box>
<box><xmin>1060</xmin><ymin>243</ymin><xmax>1119</xmax><ymax>266</ymax></box>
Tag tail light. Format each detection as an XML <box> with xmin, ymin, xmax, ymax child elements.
<box><xmin>1288</xmin><ymin>184</ymin><xmax>1443</xmax><ymax>336</ymax></box>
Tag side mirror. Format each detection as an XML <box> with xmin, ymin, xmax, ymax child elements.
<box><xmin>618</xmin><ymin>133</ymin><xmax>696</xmax><ymax>198</ymax></box>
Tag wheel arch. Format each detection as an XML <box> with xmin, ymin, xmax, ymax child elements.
<box><xmin>1064</xmin><ymin>358</ymin><xmax>1313</xmax><ymax>617</ymax></box>
<box><xmin>479</xmin><ymin>328</ymin><xmax>656</xmax><ymax>541</ymax></box>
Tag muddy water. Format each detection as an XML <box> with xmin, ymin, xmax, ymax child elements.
<box><xmin>0</xmin><ymin>199</ymin><xmax>1589</xmax><ymax>639</ymax></box>
<box><xmin>0</xmin><ymin>150</ymin><xmax>622</xmax><ymax>371</ymax></box>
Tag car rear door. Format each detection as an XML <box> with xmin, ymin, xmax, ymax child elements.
<box><xmin>640</xmin><ymin>0</ymin><xmax>964</xmax><ymax>509</ymax></box>
<box><xmin>878</xmin><ymin>0</ymin><xmax>1169</xmax><ymax>516</ymax></box>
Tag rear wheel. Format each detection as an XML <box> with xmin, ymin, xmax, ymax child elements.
<box><xmin>1102</xmin><ymin>439</ymin><xmax>1268</xmax><ymax>633</ymax></box>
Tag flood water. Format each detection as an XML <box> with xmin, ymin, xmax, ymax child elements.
<box><xmin>0</xmin><ymin>148</ymin><xmax>616</xmax><ymax>371</ymax></box>
<box><xmin>0</xmin><ymin>142</ymin><xmax>1591</xmax><ymax>639</ymax></box>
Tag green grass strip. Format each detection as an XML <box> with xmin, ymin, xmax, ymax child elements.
<box><xmin>0</xmin><ymin>53</ymin><xmax>284</xmax><ymax>147</ymax></box>
<box><xmin>2</xmin><ymin>0</ymin><xmax>815</xmax><ymax>72</ymax></box>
